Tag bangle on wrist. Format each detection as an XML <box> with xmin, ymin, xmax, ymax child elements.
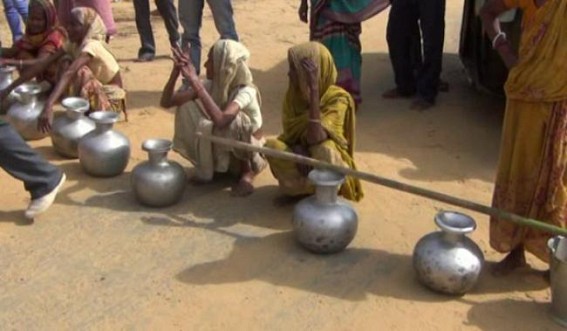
<box><xmin>492</xmin><ymin>31</ymin><xmax>507</xmax><ymax>49</ymax></box>
<box><xmin>309</xmin><ymin>118</ymin><xmax>321</xmax><ymax>123</ymax></box>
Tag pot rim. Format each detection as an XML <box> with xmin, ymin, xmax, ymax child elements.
<box><xmin>142</xmin><ymin>138</ymin><xmax>172</xmax><ymax>153</ymax></box>
<box><xmin>308</xmin><ymin>168</ymin><xmax>345</xmax><ymax>187</ymax></box>
<box><xmin>14</xmin><ymin>82</ymin><xmax>42</xmax><ymax>96</ymax></box>
<box><xmin>89</xmin><ymin>111</ymin><xmax>119</xmax><ymax>124</ymax></box>
<box><xmin>434</xmin><ymin>211</ymin><xmax>476</xmax><ymax>234</ymax></box>
<box><xmin>62</xmin><ymin>97</ymin><xmax>90</xmax><ymax>113</ymax></box>
<box><xmin>0</xmin><ymin>65</ymin><xmax>16</xmax><ymax>73</ymax></box>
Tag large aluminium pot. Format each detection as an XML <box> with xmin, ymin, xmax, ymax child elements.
<box><xmin>51</xmin><ymin>97</ymin><xmax>95</xmax><ymax>158</ymax></box>
<box><xmin>131</xmin><ymin>138</ymin><xmax>186</xmax><ymax>207</ymax></box>
<box><xmin>6</xmin><ymin>82</ymin><xmax>48</xmax><ymax>140</ymax></box>
<box><xmin>292</xmin><ymin>169</ymin><xmax>358</xmax><ymax>254</ymax></box>
<box><xmin>413</xmin><ymin>211</ymin><xmax>484</xmax><ymax>295</ymax></box>
<box><xmin>78</xmin><ymin>111</ymin><xmax>130</xmax><ymax>177</ymax></box>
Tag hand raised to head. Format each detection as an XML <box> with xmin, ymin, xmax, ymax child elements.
<box><xmin>170</xmin><ymin>46</ymin><xmax>198</xmax><ymax>79</ymax></box>
<box><xmin>301</xmin><ymin>57</ymin><xmax>318</xmax><ymax>91</ymax></box>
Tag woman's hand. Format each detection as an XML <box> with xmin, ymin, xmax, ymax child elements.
<box><xmin>171</xmin><ymin>45</ymin><xmax>198</xmax><ymax>80</ymax></box>
<box><xmin>38</xmin><ymin>105</ymin><xmax>54</xmax><ymax>133</ymax></box>
<box><xmin>301</xmin><ymin>57</ymin><xmax>318</xmax><ymax>96</ymax></box>
<box><xmin>292</xmin><ymin>144</ymin><xmax>312</xmax><ymax>176</ymax></box>
<box><xmin>298</xmin><ymin>0</ymin><xmax>309</xmax><ymax>23</ymax></box>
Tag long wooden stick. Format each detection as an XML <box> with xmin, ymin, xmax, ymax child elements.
<box><xmin>195</xmin><ymin>132</ymin><xmax>567</xmax><ymax>237</ymax></box>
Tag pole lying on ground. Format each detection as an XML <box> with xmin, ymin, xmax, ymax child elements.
<box><xmin>195</xmin><ymin>132</ymin><xmax>567</xmax><ymax>237</ymax></box>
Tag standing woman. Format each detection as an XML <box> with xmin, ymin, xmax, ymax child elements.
<box><xmin>480</xmin><ymin>0</ymin><xmax>567</xmax><ymax>275</ymax></box>
<box><xmin>298</xmin><ymin>0</ymin><xmax>389</xmax><ymax>105</ymax></box>
<box><xmin>0</xmin><ymin>0</ymin><xmax>66</xmax><ymax>97</ymax></box>
<box><xmin>24</xmin><ymin>7</ymin><xmax>125</xmax><ymax>132</ymax></box>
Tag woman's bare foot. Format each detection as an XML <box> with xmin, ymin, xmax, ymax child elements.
<box><xmin>491</xmin><ymin>246</ymin><xmax>528</xmax><ymax>276</ymax></box>
<box><xmin>231</xmin><ymin>172</ymin><xmax>255</xmax><ymax>197</ymax></box>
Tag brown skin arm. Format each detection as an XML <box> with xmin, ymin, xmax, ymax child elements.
<box><xmin>299</xmin><ymin>0</ymin><xmax>309</xmax><ymax>23</ymax></box>
<box><xmin>171</xmin><ymin>47</ymin><xmax>241</xmax><ymax>130</ymax></box>
<box><xmin>1</xmin><ymin>50</ymin><xmax>54</xmax><ymax>69</ymax></box>
<box><xmin>0</xmin><ymin>45</ymin><xmax>18</xmax><ymax>58</ymax></box>
<box><xmin>159</xmin><ymin>64</ymin><xmax>198</xmax><ymax>108</ymax></box>
<box><xmin>0</xmin><ymin>49</ymin><xmax>65</xmax><ymax>100</ymax></box>
<box><xmin>38</xmin><ymin>52</ymin><xmax>92</xmax><ymax>133</ymax></box>
<box><xmin>302</xmin><ymin>57</ymin><xmax>328</xmax><ymax>145</ymax></box>
<box><xmin>479</xmin><ymin>0</ymin><xmax>519</xmax><ymax>69</ymax></box>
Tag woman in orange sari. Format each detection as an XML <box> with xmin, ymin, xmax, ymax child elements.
<box><xmin>480</xmin><ymin>0</ymin><xmax>567</xmax><ymax>275</ymax></box>
<box><xmin>0</xmin><ymin>0</ymin><xmax>66</xmax><ymax>97</ymax></box>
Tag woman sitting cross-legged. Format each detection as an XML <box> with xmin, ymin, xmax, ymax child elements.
<box><xmin>265</xmin><ymin>41</ymin><xmax>363</xmax><ymax>203</ymax></box>
<box><xmin>0</xmin><ymin>0</ymin><xmax>66</xmax><ymax>99</ymax></box>
<box><xmin>160</xmin><ymin>40</ymin><xmax>266</xmax><ymax>197</ymax></box>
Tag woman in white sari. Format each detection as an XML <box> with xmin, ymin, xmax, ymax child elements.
<box><xmin>161</xmin><ymin>40</ymin><xmax>266</xmax><ymax>196</ymax></box>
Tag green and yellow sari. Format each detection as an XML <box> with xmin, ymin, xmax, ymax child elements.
<box><xmin>265</xmin><ymin>42</ymin><xmax>363</xmax><ymax>202</ymax></box>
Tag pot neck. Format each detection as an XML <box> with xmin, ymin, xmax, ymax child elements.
<box><xmin>19</xmin><ymin>93</ymin><xmax>38</xmax><ymax>106</ymax></box>
<box><xmin>314</xmin><ymin>184</ymin><xmax>339</xmax><ymax>204</ymax></box>
<box><xmin>0</xmin><ymin>72</ymin><xmax>13</xmax><ymax>81</ymax></box>
<box><xmin>66</xmin><ymin>108</ymin><xmax>86</xmax><ymax>120</ymax></box>
<box><xmin>147</xmin><ymin>150</ymin><xmax>169</xmax><ymax>166</ymax></box>
<box><xmin>441</xmin><ymin>231</ymin><xmax>464</xmax><ymax>244</ymax></box>
<box><xmin>95</xmin><ymin>122</ymin><xmax>114</xmax><ymax>132</ymax></box>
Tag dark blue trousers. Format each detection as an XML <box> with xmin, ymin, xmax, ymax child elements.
<box><xmin>0</xmin><ymin>122</ymin><xmax>62</xmax><ymax>199</ymax></box>
<box><xmin>133</xmin><ymin>0</ymin><xmax>180</xmax><ymax>56</ymax></box>
<box><xmin>386</xmin><ymin>0</ymin><xmax>445</xmax><ymax>103</ymax></box>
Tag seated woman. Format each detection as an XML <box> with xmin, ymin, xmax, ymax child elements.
<box><xmin>57</xmin><ymin>0</ymin><xmax>117</xmax><ymax>43</ymax></box>
<box><xmin>160</xmin><ymin>40</ymin><xmax>266</xmax><ymax>197</ymax></box>
<box><xmin>0</xmin><ymin>0</ymin><xmax>66</xmax><ymax>98</ymax></box>
<box><xmin>34</xmin><ymin>7</ymin><xmax>126</xmax><ymax>131</ymax></box>
<box><xmin>265</xmin><ymin>41</ymin><xmax>363</xmax><ymax>202</ymax></box>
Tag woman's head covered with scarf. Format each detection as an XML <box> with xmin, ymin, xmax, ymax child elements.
<box><xmin>68</xmin><ymin>7</ymin><xmax>107</xmax><ymax>47</ymax></box>
<box><xmin>205</xmin><ymin>39</ymin><xmax>257</xmax><ymax>109</ymax></box>
<box><xmin>286</xmin><ymin>41</ymin><xmax>338</xmax><ymax>111</ymax></box>
<box><xmin>16</xmin><ymin>0</ymin><xmax>65</xmax><ymax>52</ymax></box>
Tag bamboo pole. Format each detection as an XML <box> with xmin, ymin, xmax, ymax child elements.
<box><xmin>195</xmin><ymin>132</ymin><xmax>567</xmax><ymax>237</ymax></box>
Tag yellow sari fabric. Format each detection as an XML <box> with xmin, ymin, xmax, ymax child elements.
<box><xmin>490</xmin><ymin>0</ymin><xmax>567</xmax><ymax>262</ymax></box>
<box><xmin>266</xmin><ymin>42</ymin><xmax>363</xmax><ymax>201</ymax></box>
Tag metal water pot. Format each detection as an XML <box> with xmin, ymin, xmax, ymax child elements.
<box><xmin>78</xmin><ymin>111</ymin><xmax>130</xmax><ymax>177</ymax></box>
<box><xmin>6</xmin><ymin>82</ymin><xmax>48</xmax><ymax>140</ymax></box>
<box><xmin>51</xmin><ymin>97</ymin><xmax>95</xmax><ymax>158</ymax></box>
<box><xmin>292</xmin><ymin>169</ymin><xmax>358</xmax><ymax>254</ymax></box>
<box><xmin>548</xmin><ymin>236</ymin><xmax>567</xmax><ymax>327</ymax></box>
<box><xmin>131</xmin><ymin>139</ymin><xmax>186</xmax><ymax>207</ymax></box>
<box><xmin>0</xmin><ymin>66</ymin><xmax>16</xmax><ymax>114</ymax></box>
<box><xmin>413</xmin><ymin>211</ymin><xmax>484</xmax><ymax>295</ymax></box>
<box><xmin>0</xmin><ymin>66</ymin><xmax>15</xmax><ymax>91</ymax></box>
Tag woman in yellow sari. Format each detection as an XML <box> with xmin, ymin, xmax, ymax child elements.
<box><xmin>265</xmin><ymin>41</ymin><xmax>363</xmax><ymax>202</ymax></box>
<box><xmin>480</xmin><ymin>0</ymin><xmax>567</xmax><ymax>275</ymax></box>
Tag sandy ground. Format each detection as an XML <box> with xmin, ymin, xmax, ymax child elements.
<box><xmin>0</xmin><ymin>0</ymin><xmax>561</xmax><ymax>330</ymax></box>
